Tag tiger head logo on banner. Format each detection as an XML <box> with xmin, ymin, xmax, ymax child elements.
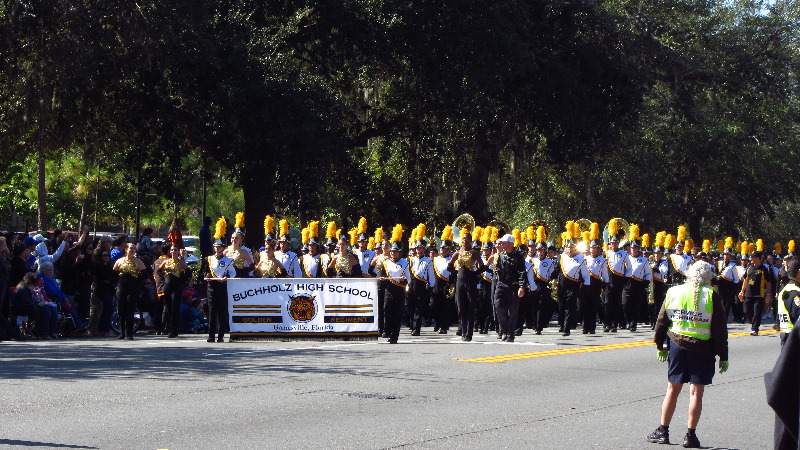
<box><xmin>288</xmin><ymin>295</ymin><xmax>318</xmax><ymax>322</ymax></box>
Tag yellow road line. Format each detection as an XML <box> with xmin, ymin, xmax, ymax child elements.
<box><xmin>456</xmin><ymin>329</ymin><xmax>778</xmax><ymax>363</ymax></box>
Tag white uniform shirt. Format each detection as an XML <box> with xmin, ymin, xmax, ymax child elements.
<box><xmin>718</xmin><ymin>260</ymin><xmax>740</xmax><ymax>283</ymax></box>
<box><xmin>410</xmin><ymin>256</ymin><xmax>435</xmax><ymax>288</ymax></box>
<box><xmin>383</xmin><ymin>258</ymin><xmax>411</xmax><ymax>287</ymax></box>
<box><xmin>559</xmin><ymin>253</ymin><xmax>590</xmax><ymax>285</ymax></box>
<box><xmin>606</xmin><ymin>249</ymin><xmax>628</xmax><ymax>277</ymax></box>
<box><xmin>208</xmin><ymin>255</ymin><xmax>236</xmax><ymax>279</ymax></box>
<box><xmin>625</xmin><ymin>255</ymin><xmax>652</xmax><ymax>281</ymax></box>
<box><xmin>354</xmin><ymin>249</ymin><xmax>376</xmax><ymax>277</ymax></box>
<box><xmin>301</xmin><ymin>253</ymin><xmax>324</xmax><ymax>278</ymax></box>
<box><xmin>586</xmin><ymin>255</ymin><xmax>610</xmax><ymax>283</ymax></box>
<box><xmin>652</xmin><ymin>258</ymin><xmax>668</xmax><ymax>282</ymax></box>
<box><xmin>532</xmin><ymin>256</ymin><xmax>556</xmax><ymax>284</ymax></box>
<box><xmin>433</xmin><ymin>256</ymin><xmax>451</xmax><ymax>282</ymax></box>
<box><xmin>275</xmin><ymin>250</ymin><xmax>302</xmax><ymax>278</ymax></box>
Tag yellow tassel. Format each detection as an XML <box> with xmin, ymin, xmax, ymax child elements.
<box><xmin>301</xmin><ymin>228</ymin><xmax>309</xmax><ymax>245</ymax></box>
<box><xmin>590</xmin><ymin>223</ymin><xmax>599</xmax><ymax>241</ymax></box>
<box><xmin>789</xmin><ymin>240</ymin><xmax>796</xmax><ymax>254</ymax></box>
<box><xmin>235</xmin><ymin>212</ymin><xmax>245</xmax><ymax>229</ymax></box>
<box><xmin>279</xmin><ymin>219</ymin><xmax>289</xmax><ymax>238</ymax></box>
<box><xmin>536</xmin><ymin>226</ymin><xmax>547</xmax><ymax>244</ymax></box>
<box><xmin>642</xmin><ymin>233</ymin><xmax>650</xmax><ymax>248</ymax></box>
<box><xmin>702</xmin><ymin>239</ymin><xmax>711</xmax><ymax>254</ymax></box>
<box><xmin>654</xmin><ymin>231</ymin><xmax>665</xmax><ymax>248</ymax></box>
<box><xmin>326</xmin><ymin>221</ymin><xmax>337</xmax><ymax>239</ymax></box>
<box><xmin>512</xmin><ymin>229</ymin><xmax>522</xmax><ymax>246</ymax></box>
<box><xmin>664</xmin><ymin>234</ymin><xmax>676</xmax><ymax>249</ymax></box>
<box><xmin>629</xmin><ymin>224</ymin><xmax>640</xmax><ymax>242</ymax></box>
<box><xmin>756</xmin><ymin>239</ymin><xmax>764</xmax><ymax>252</ymax></box>
<box><xmin>374</xmin><ymin>226</ymin><xmax>384</xmax><ymax>243</ymax></box>
<box><xmin>441</xmin><ymin>225</ymin><xmax>454</xmax><ymax>242</ymax></box>
<box><xmin>263</xmin><ymin>215</ymin><xmax>274</xmax><ymax>237</ymax></box>
<box><xmin>390</xmin><ymin>224</ymin><xmax>403</xmax><ymax>243</ymax></box>
<box><xmin>775</xmin><ymin>242</ymin><xmax>782</xmax><ymax>255</ymax></box>
<box><xmin>357</xmin><ymin>217</ymin><xmax>368</xmax><ymax>235</ymax></box>
<box><xmin>214</xmin><ymin>217</ymin><xmax>227</xmax><ymax>240</ymax></box>
<box><xmin>367</xmin><ymin>237</ymin><xmax>375</xmax><ymax>250</ymax></box>
<box><xmin>677</xmin><ymin>225</ymin><xmax>686</xmax><ymax>243</ymax></box>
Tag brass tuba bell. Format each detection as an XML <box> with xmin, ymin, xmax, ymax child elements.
<box><xmin>603</xmin><ymin>218</ymin><xmax>630</xmax><ymax>245</ymax></box>
<box><xmin>452</xmin><ymin>213</ymin><xmax>476</xmax><ymax>245</ymax></box>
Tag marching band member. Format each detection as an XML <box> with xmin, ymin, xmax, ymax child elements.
<box><xmin>531</xmin><ymin>226</ymin><xmax>556</xmax><ymax>335</ymax></box>
<box><xmin>275</xmin><ymin>219</ymin><xmax>302</xmax><ymax>277</ymax></box>
<box><xmin>353</xmin><ymin>217</ymin><xmax>376</xmax><ymax>277</ymax></box>
<box><xmin>432</xmin><ymin>226</ymin><xmax>454</xmax><ymax>334</ymax></box>
<box><xmin>448</xmin><ymin>228</ymin><xmax>486</xmax><ymax>342</ymax></box>
<box><xmin>715</xmin><ymin>237</ymin><xmax>740</xmax><ymax>317</ymax></box>
<box><xmin>408</xmin><ymin>225</ymin><xmax>434</xmax><ymax>336</ymax></box>
<box><xmin>300</xmin><ymin>221</ymin><xmax>327</xmax><ymax>278</ymax></box>
<box><xmin>206</xmin><ymin>219</ymin><xmax>236</xmax><ymax>343</ymax></box>
<box><xmin>558</xmin><ymin>228</ymin><xmax>590</xmax><ymax>336</ymax></box>
<box><xmin>623</xmin><ymin>233</ymin><xmax>652</xmax><ymax>332</ymax></box>
<box><xmin>477</xmin><ymin>226</ymin><xmax>497</xmax><ymax>335</ymax></box>
<box><xmin>604</xmin><ymin>219</ymin><xmax>628</xmax><ymax>333</ymax></box>
<box><xmin>650</xmin><ymin>232</ymin><xmax>669</xmax><ymax>330</ymax></box>
<box><xmin>329</xmin><ymin>233</ymin><xmax>362</xmax><ymax>278</ymax></box>
<box><xmin>381</xmin><ymin>225</ymin><xmax>411</xmax><ymax>344</ymax></box>
<box><xmin>224</xmin><ymin>212</ymin><xmax>254</xmax><ymax>278</ymax></box>
<box><xmin>583</xmin><ymin>224</ymin><xmax>608</xmax><ymax>334</ymax></box>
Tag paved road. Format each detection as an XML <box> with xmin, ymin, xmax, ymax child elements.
<box><xmin>0</xmin><ymin>322</ymin><xmax>783</xmax><ymax>449</ymax></box>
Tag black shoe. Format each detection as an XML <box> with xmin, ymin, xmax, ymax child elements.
<box><xmin>168</xmin><ymin>333</ymin><xmax>178</xmax><ymax>338</ymax></box>
<box><xmin>501</xmin><ymin>334</ymin><xmax>509</xmax><ymax>341</ymax></box>
<box><xmin>497</xmin><ymin>333</ymin><xmax>504</xmax><ymax>339</ymax></box>
<box><xmin>505</xmin><ymin>336</ymin><xmax>515</xmax><ymax>342</ymax></box>
<box><xmin>118</xmin><ymin>334</ymin><xmax>126</xmax><ymax>340</ymax></box>
<box><xmin>535</xmin><ymin>330</ymin><xmax>542</xmax><ymax>335</ymax></box>
<box><xmin>589</xmin><ymin>330</ymin><xmax>596</xmax><ymax>334</ymax></box>
<box><xmin>562</xmin><ymin>330</ymin><xmax>570</xmax><ymax>336</ymax></box>
<box><xmin>462</xmin><ymin>336</ymin><xmax>472</xmax><ymax>342</ymax></box>
<box><xmin>514</xmin><ymin>329</ymin><xmax>522</xmax><ymax>336</ymax></box>
<box><xmin>380</xmin><ymin>332</ymin><xmax>388</xmax><ymax>338</ymax></box>
<box><xmin>682</xmin><ymin>432</ymin><xmax>700</xmax><ymax>448</ymax></box>
<box><xmin>750</xmin><ymin>330</ymin><xmax>758</xmax><ymax>336</ymax></box>
<box><xmin>646</xmin><ymin>428</ymin><xmax>670</xmax><ymax>444</ymax></box>
<box><xmin>125</xmin><ymin>336</ymin><xmax>134</xmax><ymax>340</ymax></box>
<box><xmin>456</xmin><ymin>329</ymin><xmax>462</xmax><ymax>336</ymax></box>
<box><xmin>630</xmin><ymin>327</ymin><xmax>637</xmax><ymax>332</ymax></box>
<box><xmin>411</xmin><ymin>330</ymin><xmax>420</xmax><ymax>336</ymax></box>
<box><xmin>582</xmin><ymin>330</ymin><xmax>589</xmax><ymax>334</ymax></box>
<box><xmin>217</xmin><ymin>337</ymin><xmax>224</xmax><ymax>342</ymax></box>
<box><xmin>207</xmin><ymin>338</ymin><xmax>215</xmax><ymax>342</ymax></box>
<box><xmin>438</xmin><ymin>329</ymin><xmax>447</xmax><ymax>334</ymax></box>
<box><xmin>611</xmin><ymin>327</ymin><xmax>617</xmax><ymax>333</ymax></box>
<box><xmin>603</xmin><ymin>327</ymin><xmax>610</xmax><ymax>333</ymax></box>
<box><xmin>388</xmin><ymin>339</ymin><xmax>398</xmax><ymax>344</ymax></box>
<box><xmin>433</xmin><ymin>327</ymin><xmax>439</xmax><ymax>332</ymax></box>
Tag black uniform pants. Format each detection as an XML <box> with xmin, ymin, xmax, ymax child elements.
<box><xmin>650</xmin><ymin>281</ymin><xmax>668</xmax><ymax>327</ymax></box>
<box><xmin>432</xmin><ymin>282</ymin><xmax>451</xmax><ymax>331</ymax></box>
<box><xmin>731</xmin><ymin>282</ymin><xmax>744</xmax><ymax>322</ymax></box>
<box><xmin>744</xmin><ymin>296</ymin><xmax>765</xmax><ymax>331</ymax></box>
<box><xmin>385</xmin><ymin>283</ymin><xmax>406</xmax><ymax>341</ymax></box>
<box><xmin>493</xmin><ymin>281</ymin><xmax>519</xmax><ymax>337</ymax></box>
<box><xmin>531</xmin><ymin>284</ymin><xmax>552</xmax><ymax>332</ymax></box>
<box><xmin>207</xmin><ymin>281</ymin><xmax>229</xmax><ymax>340</ymax></box>
<box><xmin>116</xmin><ymin>276</ymin><xmax>140</xmax><ymax>337</ymax></box>
<box><xmin>559</xmin><ymin>279</ymin><xmax>581</xmax><ymax>332</ymax></box>
<box><xmin>456</xmin><ymin>282</ymin><xmax>478</xmax><ymax>339</ymax></box>
<box><xmin>163</xmin><ymin>274</ymin><xmax>184</xmax><ymax>337</ymax></box>
<box><xmin>603</xmin><ymin>273</ymin><xmax>625</xmax><ymax>330</ymax></box>
<box><xmin>580</xmin><ymin>278</ymin><xmax>602</xmax><ymax>333</ymax></box>
<box><xmin>409</xmin><ymin>280</ymin><xmax>430</xmax><ymax>333</ymax></box>
<box><xmin>622</xmin><ymin>278</ymin><xmax>647</xmax><ymax>329</ymax></box>
<box><xmin>477</xmin><ymin>280</ymin><xmax>493</xmax><ymax>332</ymax></box>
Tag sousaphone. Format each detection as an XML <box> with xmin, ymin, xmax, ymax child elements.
<box><xmin>452</xmin><ymin>213</ymin><xmax>476</xmax><ymax>245</ymax></box>
<box><xmin>488</xmin><ymin>219</ymin><xmax>511</xmax><ymax>237</ymax></box>
<box><xmin>602</xmin><ymin>218</ymin><xmax>630</xmax><ymax>245</ymax></box>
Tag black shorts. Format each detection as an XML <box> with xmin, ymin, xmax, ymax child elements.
<box><xmin>667</xmin><ymin>340</ymin><xmax>715</xmax><ymax>385</ymax></box>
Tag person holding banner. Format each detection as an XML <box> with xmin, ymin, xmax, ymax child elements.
<box><xmin>382</xmin><ymin>228</ymin><xmax>411</xmax><ymax>344</ymax></box>
<box><xmin>207</xmin><ymin>220</ymin><xmax>236</xmax><ymax>343</ymax></box>
<box><xmin>369</xmin><ymin>233</ymin><xmax>390</xmax><ymax>338</ymax></box>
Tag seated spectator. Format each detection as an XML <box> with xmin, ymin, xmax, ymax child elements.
<box><xmin>37</xmin><ymin>261</ymin><xmax>88</xmax><ymax>333</ymax></box>
<box><xmin>179</xmin><ymin>298</ymin><xmax>206</xmax><ymax>334</ymax></box>
<box><xmin>12</xmin><ymin>273</ymin><xmax>60</xmax><ymax>339</ymax></box>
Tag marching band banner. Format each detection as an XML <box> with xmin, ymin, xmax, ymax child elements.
<box><xmin>227</xmin><ymin>278</ymin><xmax>379</xmax><ymax>339</ymax></box>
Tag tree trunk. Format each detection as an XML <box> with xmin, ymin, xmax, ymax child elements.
<box><xmin>242</xmin><ymin>169</ymin><xmax>276</xmax><ymax>251</ymax></box>
<box><xmin>37</xmin><ymin>148</ymin><xmax>47</xmax><ymax>231</ymax></box>
<box><xmin>457</xmin><ymin>140</ymin><xmax>496</xmax><ymax>223</ymax></box>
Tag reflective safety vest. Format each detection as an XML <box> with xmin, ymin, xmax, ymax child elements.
<box><xmin>777</xmin><ymin>282</ymin><xmax>798</xmax><ymax>332</ymax></box>
<box><xmin>665</xmin><ymin>284</ymin><xmax>714</xmax><ymax>340</ymax></box>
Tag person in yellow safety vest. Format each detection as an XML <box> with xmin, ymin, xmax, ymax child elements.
<box><xmin>647</xmin><ymin>261</ymin><xmax>729</xmax><ymax>449</ymax></box>
<box><xmin>776</xmin><ymin>259</ymin><xmax>800</xmax><ymax>346</ymax></box>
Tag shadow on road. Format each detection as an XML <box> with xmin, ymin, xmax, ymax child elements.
<box><xmin>0</xmin><ymin>439</ymin><xmax>97</xmax><ymax>449</ymax></box>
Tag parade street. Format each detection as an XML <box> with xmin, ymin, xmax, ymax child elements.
<box><xmin>0</xmin><ymin>322</ymin><xmax>780</xmax><ymax>450</ymax></box>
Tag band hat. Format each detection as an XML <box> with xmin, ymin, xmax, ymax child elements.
<box><xmin>630</xmin><ymin>240</ymin><xmax>640</xmax><ymax>248</ymax></box>
<box><xmin>527</xmin><ymin>240</ymin><xmax>536</xmax><ymax>246</ymax></box>
<box><xmin>264</xmin><ymin>233</ymin><xmax>275</xmax><ymax>241</ymax></box>
<box><xmin>497</xmin><ymin>234</ymin><xmax>514</xmax><ymax>244</ymax></box>
<box><xmin>440</xmin><ymin>240</ymin><xmax>453</xmax><ymax>249</ymax></box>
<box><xmin>278</xmin><ymin>234</ymin><xmax>290</xmax><ymax>242</ymax></box>
<box><xmin>213</xmin><ymin>238</ymin><xmax>225</xmax><ymax>246</ymax></box>
<box><xmin>609</xmin><ymin>235</ymin><xmax>620</xmax><ymax>243</ymax></box>
<box><xmin>590</xmin><ymin>240</ymin><xmax>602</xmax><ymax>248</ymax></box>
<box><xmin>482</xmin><ymin>241</ymin><xmax>494</xmax><ymax>249</ymax></box>
<box><xmin>358</xmin><ymin>233</ymin><xmax>369</xmax><ymax>242</ymax></box>
<box><xmin>309</xmin><ymin>237</ymin><xmax>320</xmax><ymax>245</ymax></box>
<box><xmin>675</xmin><ymin>242</ymin><xmax>684</xmax><ymax>248</ymax></box>
<box><xmin>390</xmin><ymin>242</ymin><xmax>402</xmax><ymax>251</ymax></box>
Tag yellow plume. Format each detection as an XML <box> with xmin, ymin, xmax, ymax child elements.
<box><xmin>390</xmin><ymin>224</ymin><xmax>403</xmax><ymax>243</ymax></box>
<box><xmin>279</xmin><ymin>219</ymin><xmax>289</xmax><ymax>238</ymax></box>
<box><xmin>558</xmin><ymin>232</ymin><xmax>565</xmax><ymax>248</ymax></box>
<box><xmin>489</xmin><ymin>226</ymin><xmax>499</xmax><ymax>243</ymax></box>
<box><xmin>789</xmin><ymin>240</ymin><xmax>796</xmax><ymax>254</ymax></box>
<box><xmin>642</xmin><ymin>233</ymin><xmax>650</xmax><ymax>248</ymax></box>
<box><xmin>740</xmin><ymin>241</ymin><xmax>748</xmax><ymax>255</ymax></box>
<box><xmin>374</xmin><ymin>227</ymin><xmax>384</xmax><ymax>243</ymax></box>
<box><xmin>654</xmin><ymin>231</ymin><xmax>665</xmax><ymax>248</ymax></box>
<box><xmin>564</xmin><ymin>221</ymin><xmax>574</xmax><ymax>241</ymax></box>
<box><xmin>590</xmin><ymin>223</ymin><xmax>599</xmax><ymax>241</ymax></box>
<box><xmin>235</xmin><ymin>212</ymin><xmax>245</xmax><ymax>228</ymax></box>
<box><xmin>214</xmin><ymin>217</ymin><xmax>227</xmax><ymax>240</ymax></box>
<box><xmin>724</xmin><ymin>236</ymin><xmax>733</xmax><ymax>250</ymax></box>
<box><xmin>480</xmin><ymin>227</ymin><xmax>491</xmax><ymax>244</ymax></box>
<box><xmin>748</xmin><ymin>243</ymin><xmax>755</xmax><ymax>254</ymax></box>
<box><xmin>301</xmin><ymin>228</ymin><xmax>309</xmax><ymax>245</ymax></box>
<box><xmin>609</xmin><ymin>219</ymin><xmax>618</xmax><ymax>239</ymax></box>
<box><xmin>573</xmin><ymin>222</ymin><xmax>581</xmax><ymax>240</ymax></box>
<box><xmin>367</xmin><ymin>237</ymin><xmax>375</xmax><ymax>250</ymax></box>
<box><xmin>775</xmin><ymin>242</ymin><xmax>782</xmax><ymax>255</ymax></box>
<box><xmin>685</xmin><ymin>239</ymin><xmax>693</xmax><ymax>250</ymax></box>
<box><xmin>441</xmin><ymin>225</ymin><xmax>453</xmax><ymax>242</ymax></box>
<box><xmin>326</xmin><ymin>221</ymin><xmax>337</xmax><ymax>239</ymax></box>
<box><xmin>582</xmin><ymin>230</ymin><xmax>590</xmax><ymax>245</ymax></box>
<box><xmin>349</xmin><ymin>228</ymin><xmax>358</xmax><ymax>246</ymax></box>
<box><xmin>411</xmin><ymin>227</ymin><xmax>419</xmax><ymax>243</ymax></box>
<box><xmin>717</xmin><ymin>240</ymin><xmax>723</xmax><ymax>254</ymax></box>
<box><xmin>537</xmin><ymin>226</ymin><xmax>547</xmax><ymax>244</ymax></box>
<box><xmin>629</xmin><ymin>224</ymin><xmax>640</xmax><ymax>242</ymax></box>
<box><xmin>702</xmin><ymin>239</ymin><xmax>710</xmax><ymax>254</ymax></box>
<box><xmin>756</xmin><ymin>239</ymin><xmax>763</xmax><ymax>252</ymax></box>
<box><xmin>512</xmin><ymin>229</ymin><xmax>522</xmax><ymax>246</ymax></box>
<box><xmin>460</xmin><ymin>227</ymin><xmax>469</xmax><ymax>240</ymax></box>
<box><xmin>309</xmin><ymin>221</ymin><xmax>320</xmax><ymax>239</ymax></box>
<box><xmin>264</xmin><ymin>215</ymin><xmax>275</xmax><ymax>237</ymax></box>
<box><xmin>677</xmin><ymin>225</ymin><xmax>686</xmax><ymax>243</ymax></box>
<box><xmin>473</xmin><ymin>226</ymin><xmax>483</xmax><ymax>242</ymax></box>
<box><xmin>526</xmin><ymin>226</ymin><xmax>535</xmax><ymax>243</ymax></box>
<box><xmin>357</xmin><ymin>217</ymin><xmax>368</xmax><ymax>235</ymax></box>
<box><xmin>664</xmin><ymin>234</ymin><xmax>676</xmax><ymax>249</ymax></box>
<box><xmin>418</xmin><ymin>223</ymin><xmax>427</xmax><ymax>240</ymax></box>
